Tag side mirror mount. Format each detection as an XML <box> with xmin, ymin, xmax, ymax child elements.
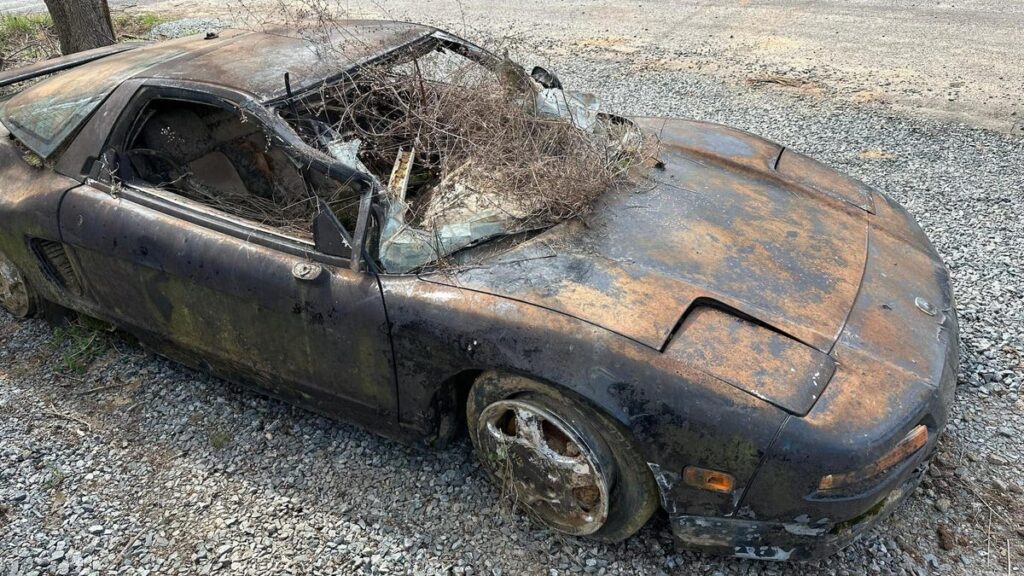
<box><xmin>531</xmin><ymin>66</ymin><xmax>562</xmax><ymax>90</ymax></box>
<box><xmin>88</xmin><ymin>148</ymin><xmax>121</xmax><ymax>181</ymax></box>
<box><xmin>313</xmin><ymin>198</ymin><xmax>354</xmax><ymax>259</ymax></box>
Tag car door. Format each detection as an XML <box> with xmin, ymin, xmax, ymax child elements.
<box><xmin>57</xmin><ymin>85</ymin><xmax>398</xmax><ymax>427</ymax></box>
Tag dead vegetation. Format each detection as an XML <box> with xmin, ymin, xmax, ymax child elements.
<box><xmin>746</xmin><ymin>74</ymin><xmax>808</xmax><ymax>89</ymax></box>
<box><xmin>278</xmin><ymin>40</ymin><xmax>652</xmax><ymax>270</ymax></box>
<box><xmin>221</xmin><ymin>1</ymin><xmax>655</xmax><ymax>270</ymax></box>
<box><xmin>298</xmin><ymin>64</ymin><xmax>638</xmax><ymax>224</ymax></box>
<box><xmin>323</xmin><ymin>65</ymin><xmax>638</xmax><ymax>222</ymax></box>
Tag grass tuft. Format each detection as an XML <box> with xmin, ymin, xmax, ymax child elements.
<box><xmin>113</xmin><ymin>13</ymin><xmax>168</xmax><ymax>39</ymax></box>
<box><xmin>50</xmin><ymin>316</ymin><xmax>111</xmax><ymax>374</ymax></box>
<box><xmin>208</xmin><ymin>429</ymin><xmax>233</xmax><ymax>450</ymax></box>
<box><xmin>41</xmin><ymin>464</ymin><xmax>65</xmax><ymax>490</ymax></box>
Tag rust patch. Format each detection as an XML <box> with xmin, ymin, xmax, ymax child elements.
<box><xmin>666</xmin><ymin>307</ymin><xmax>835</xmax><ymax>415</ymax></box>
<box><xmin>435</xmin><ymin>118</ymin><xmax>870</xmax><ymax>353</ymax></box>
<box><xmin>426</xmin><ymin>252</ymin><xmax>704</xmax><ymax>349</ymax></box>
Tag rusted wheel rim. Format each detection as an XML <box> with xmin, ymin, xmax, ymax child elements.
<box><xmin>476</xmin><ymin>399</ymin><xmax>611</xmax><ymax>535</ymax></box>
<box><xmin>0</xmin><ymin>254</ymin><xmax>31</xmax><ymax>318</ymax></box>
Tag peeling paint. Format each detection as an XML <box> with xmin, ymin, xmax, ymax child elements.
<box><xmin>783</xmin><ymin>522</ymin><xmax>828</xmax><ymax>537</ymax></box>
<box><xmin>647</xmin><ymin>462</ymin><xmax>680</xmax><ymax>514</ymax></box>
<box><xmin>734</xmin><ymin>546</ymin><xmax>794</xmax><ymax>561</ymax></box>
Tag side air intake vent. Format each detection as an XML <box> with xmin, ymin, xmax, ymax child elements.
<box><xmin>30</xmin><ymin>239</ymin><xmax>82</xmax><ymax>295</ymax></box>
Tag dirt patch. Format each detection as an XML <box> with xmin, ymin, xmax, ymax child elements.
<box><xmin>857</xmin><ymin>149</ymin><xmax>897</xmax><ymax>160</ymax></box>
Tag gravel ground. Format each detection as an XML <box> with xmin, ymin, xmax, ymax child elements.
<box><xmin>2</xmin><ymin>10</ymin><xmax>1024</xmax><ymax>576</ymax></box>
<box><xmin>147</xmin><ymin>18</ymin><xmax>224</xmax><ymax>39</ymax></box>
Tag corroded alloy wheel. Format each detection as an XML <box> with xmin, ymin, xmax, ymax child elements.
<box><xmin>467</xmin><ymin>371</ymin><xmax>659</xmax><ymax>542</ymax></box>
<box><xmin>0</xmin><ymin>252</ymin><xmax>34</xmax><ymax>318</ymax></box>
<box><xmin>476</xmin><ymin>398</ymin><xmax>613</xmax><ymax>535</ymax></box>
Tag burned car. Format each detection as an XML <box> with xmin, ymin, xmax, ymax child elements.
<box><xmin>0</xmin><ymin>22</ymin><xmax>958</xmax><ymax>560</ymax></box>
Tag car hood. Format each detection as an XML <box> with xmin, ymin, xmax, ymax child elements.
<box><xmin>423</xmin><ymin>117</ymin><xmax>875</xmax><ymax>352</ymax></box>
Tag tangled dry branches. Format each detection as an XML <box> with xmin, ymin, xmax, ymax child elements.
<box><xmin>288</xmin><ymin>52</ymin><xmax>650</xmax><ymax>230</ymax></box>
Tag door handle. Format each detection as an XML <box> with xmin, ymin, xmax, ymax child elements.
<box><xmin>292</xmin><ymin>262</ymin><xmax>322</xmax><ymax>281</ymax></box>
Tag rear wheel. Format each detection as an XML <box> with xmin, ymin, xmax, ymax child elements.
<box><xmin>467</xmin><ymin>371</ymin><xmax>659</xmax><ymax>542</ymax></box>
<box><xmin>0</xmin><ymin>251</ymin><xmax>39</xmax><ymax>319</ymax></box>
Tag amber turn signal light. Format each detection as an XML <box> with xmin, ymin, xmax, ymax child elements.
<box><xmin>819</xmin><ymin>424</ymin><xmax>929</xmax><ymax>491</ymax></box>
<box><xmin>682</xmin><ymin>465</ymin><xmax>735</xmax><ymax>494</ymax></box>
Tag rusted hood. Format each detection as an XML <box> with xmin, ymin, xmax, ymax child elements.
<box><xmin>425</xmin><ymin>118</ymin><xmax>872</xmax><ymax>352</ymax></box>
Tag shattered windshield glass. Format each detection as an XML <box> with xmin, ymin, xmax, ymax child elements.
<box><xmin>280</xmin><ymin>37</ymin><xmax>645</xmax><ymax>273</ymax></box>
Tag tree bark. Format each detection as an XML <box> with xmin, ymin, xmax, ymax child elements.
<box><xmin>43</xmin><ymin>0</ymin><xmax>116</xmax><ymax>56</ymax></box>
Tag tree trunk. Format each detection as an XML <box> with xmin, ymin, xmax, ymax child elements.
<box><xmin>43</xmin><ymin>0</ymin><xmax>116</xmax><ymax>56</ymax></box>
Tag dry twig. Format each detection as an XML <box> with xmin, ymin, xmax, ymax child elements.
<box><xmin>44</xmin><ymin>402</ymin><xmax>91</xmax><ymax>431</ymax></box>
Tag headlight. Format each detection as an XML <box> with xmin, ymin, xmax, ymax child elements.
<box><xmin>818</xmin><ymin>424</ymin><xmax>928</xmax><ymax>491</ymax></box>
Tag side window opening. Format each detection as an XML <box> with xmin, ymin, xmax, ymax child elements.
<box><xmin>121</xmin><ymin>98</ymin><xmax>362</xmax><ymax>240</ymax></box>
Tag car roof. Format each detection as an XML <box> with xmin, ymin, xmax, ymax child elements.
<box><xmin>0</xmin><ymin>20</ymin><xmax>434</xmax><ymax>158</ymax></box>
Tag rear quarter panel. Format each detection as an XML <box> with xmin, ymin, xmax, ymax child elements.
<box><xmin>0</xmin><ymin>126</ymin><xmax>82</xmax><ymax>306</ymax></box>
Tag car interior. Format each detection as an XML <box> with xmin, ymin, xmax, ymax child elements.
<box><xmin>121</xmin><ymin>98</ymin><xmax>363</xmax><ymax>239</ymax></box>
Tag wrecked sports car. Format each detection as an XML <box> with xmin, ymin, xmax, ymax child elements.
<box><xmin>0</xmin><ymin>22</ymin><xmax>958</xmax><ymax>560</ymax></box>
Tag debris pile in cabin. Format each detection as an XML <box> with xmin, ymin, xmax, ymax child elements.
<box><xmin>281</xmin><ymin>45</ymin><xmax>649</xmax><ymax>271</ymax></box>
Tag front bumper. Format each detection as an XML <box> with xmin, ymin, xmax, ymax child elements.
<box><xmin>664</xmin><ymin>199</ymin><xmax>960</xmax><ymax>560</ymax></box>
<box><xmin>668</xmin><ymin>448</ymin><xmax>933</xmax><ymax>561</ymax></box>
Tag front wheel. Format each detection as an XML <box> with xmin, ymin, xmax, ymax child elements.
<box><xmin>466</xmin><ymin>371</ymin><xmax>659</xmax><ymax>542</ymax></box>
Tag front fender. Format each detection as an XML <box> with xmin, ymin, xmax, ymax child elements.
<box><xmin>381</xmin><ymin>275</ymin><xmax>787</xmax><ymax>518</ymax></box>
